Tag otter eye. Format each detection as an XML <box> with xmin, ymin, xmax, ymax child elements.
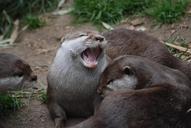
<box><xmin>107</xmin><ymin>79</ymin><xmax>113</xmax><ymax>85</ymax></box>
<box><xmin>79</xmin><ymin>33</ymin><xmax>87</xmax><ymax>37</ymax></box>
<box><xmin>123</xmin><ymin>66</ymin><xmax>134</xmax><ymax>75</ymax></box>
<box><xmin>14</xmin><ymin>72</ymin><xmax>24</xmax><ymax>77</ymax></box>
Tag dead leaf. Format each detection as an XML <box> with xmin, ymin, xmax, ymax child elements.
<box><xmin>9</xmin><ymin>19</ymin><xmax>19</xmax><ymax>45</ymax></box>
<box><xmin>161</xmin><ymin>41</ymin><xmax>191</xmax><ymax>54</ymax></box>
<box><xmin>57</xmin><ymin>0</ymin><xmax>66</xmax><ymax>9</ymax></box>
<box><xmin>0</xmin><ymin>19</ymin><xmax>19</xmax><ymax>47</ymax></box>
<box><xmin>102</xmin><ymin>22</ymin><xmax>114</xmax><ymax>30</ymax></box>
<box><xmin>52</xmin><ymin>8</ymin><xmax>73</xmax><ymax>16</ymax></box>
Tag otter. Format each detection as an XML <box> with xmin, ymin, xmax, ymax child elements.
<box><xmin>47</xmin><ymin>31</ymin><xmax>108</xmax><ymax>128</ymax></box>
<box><xmin>98</xmin><ymin>55</ymin><xmax>191</xmax><ymax>92</ymax></box>
<box><xmin>67</xmin><ymin>85</ymin><xmax>191</xmax><ymax>128</ymax></box>
<box><xmin>0</xmin><ymin>53</ymin><xmax>37</xmax><ymax>92</ymax></box>
<box><xmin>103</xmin><ymin>28</ymin><xmax>191</xmax><ymax>80</ymax></box>
<box><xmin>67</xmin><ymin>55</ymin><xmax>191</xmax><ymax>128</ymax></box>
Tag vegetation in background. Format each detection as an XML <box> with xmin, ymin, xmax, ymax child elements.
<box><xmin>72</xmin><ymin>0</ymin><xmax>190</xmax><ymax>25</ymax></box>
<box><xmin>165</xmin><ymin>35</ymin><xmax>189</xmax><ymax>60</ymax></box>
<box><xmin>37</xmin><ymin>89</ymin><xmax>48</xmax><ymax>104</ymax></box>
<box><xmin>0</xmin><ymin>93</ymin><xmax>23</xmax><ymax>116</ymax></box>
<box><xmin>0</xmin><ymin>0</ymin><xmax>59</xmax><ymax>38</ymax></box>
<box><xmin>147</xmin><ymin>0</ymin><xmax>189</xmax><ymax>23</ymax></box>
<box><xmin>24</xmin><ymin>15</ymin><xmax>46</xmax><ymax>29</ymax></box>
<box><xmin>122</xmin><ymin>0</ymin><xmax>155</xmax><ymax>15</ymax></box>
<box><xmin>72</xmin><ymin>0</ymin><xmax>125</xmax><ymax>24</ymax></box>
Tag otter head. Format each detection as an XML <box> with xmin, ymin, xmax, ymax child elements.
<box><xmin>61</xmin><ymin>31</ymin><xmax>107</xmax><ymax>69</ymax></box>
<box><xmin>0</xmin><ymin>53</ymin><xmax>37</xmax><ymax>92</ymax></box>
<box><xmin>97</xmin><ymin>56</ymin><xmax>139</xmax><ymax>95</ymax></box>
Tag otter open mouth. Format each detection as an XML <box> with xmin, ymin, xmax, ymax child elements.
<box><xmin>81</xmin><ymin>47</ymin><xmax>102</xmax><ymax>69</ymax></box>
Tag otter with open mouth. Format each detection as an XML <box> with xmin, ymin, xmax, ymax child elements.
<box><xmin>47</xmin><ymin>31</ymin><xmax>108</xmax><ymax>128</ymax></box>
<box><xmin>66</xmin><ymin>55</ymin><xmax>191</xmax><ymax>128</ymax></box>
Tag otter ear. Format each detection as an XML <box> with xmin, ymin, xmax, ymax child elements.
<box><xmin>122</xmin><ymin>66</ymin><xmax>134</xmax><ymax>75</ymax></box>
<box><xmin>13</xmin><ymin>70</ymin><xmax>24</xmax><ymax>77</ymax></box>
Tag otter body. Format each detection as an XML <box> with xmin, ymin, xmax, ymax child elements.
<box><xmin>68</xmin><ymin>55</ymin><xmax>191</xmax><ymax>128</ymax></box>
<box><xmin>0</xmin><ymin>53</ymin><xmax>37</xmax><ymax>92</ymax></box>
<box><xmin>47</xmin><ymin>32</ymin><xmax>108</xmax><ymax>127</ymax></box>
<box><xmin>69</xmin><ymin>85</ymin><xmax>191</xmax><ymax>128</ymax></box>
<box><xmin>103</xmin><ymin>28</ymin><xmax>191</xmax><ymax>80</ymax></box>
<box><xmin>98</xmin><ymin>55</ymin><xmax>191</xmax><ymax>91</ymax></box>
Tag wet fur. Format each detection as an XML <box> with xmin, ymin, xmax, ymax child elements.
<box><xmin>98</xmin><ymin>55</ymin><xmax>191</xmax><ymax>91</ymax></box>
<box><xmin>68</xmin><ymin>56</ymin><xmax>191</xmax><ymax>128</ymax></box>
<box><xmin>0</xmin><ymin>53</ymin><xmax>37</xmax><ymax>92</ymax></box>
<box><xmin>47</xmin><ymin>32</ymin><xmax>108</xmax><ymax>127</ymax></box>
<box><xmin>68</xmin><ymin>85</ymin><xmax>191</xmax><ymax>128</ymax></box>
<box><xmin>103</xmin><ymin>28</ymin><xmax>191</xmax><ymax>80</ymax></box>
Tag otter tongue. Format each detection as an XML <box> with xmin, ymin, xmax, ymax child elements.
<box><xmin>83</xmin><ymin>48</ymin><xmax>100</xmax><ymax>68</ymax></box>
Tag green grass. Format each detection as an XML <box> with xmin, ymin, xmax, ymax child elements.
<box><xmin>72</xmin><ymin>0</ymin><xmax>190</xmax><ymax>25</ymax></box>
<box><xmin>24</xmin><ymin>15</ymin><xmax>46</xmax><ymax>29</ymax></box>
<box><xmin>165</xmin><ymin>35</ymin><xmax>189</xmax><ymax>60</ymax></box>
<box><xmin>72</xmin><ymin>0</ymin><xmax>125</xmax><ymax>24</ymax></box>
<box><xmin>146</xmin><ymin>0</ymin><xmax>189</xmax><ymax>23</ymax></box>
<box><xmin>0</xmin><ymin>0</ymin><xmax>59</xmax><ymax>37</ymax></box>
<box><xmin>0</xmin><ymin>89</ymin><xmax>48</xmax><ymax>116</ymax></box>
<box><xmin>37</xmin><ymin>89</ymin><xmax>48</xmax><ymax>104</ymax></box>
<box><xmin>0</xmin><ymin>93</ymin><xmax>23</xmax><ymax>116</ymax></box>
<box><xmin>123</xmin><ymin>0</ymin><xmax>155</xmax><ymax>14</ymax></box>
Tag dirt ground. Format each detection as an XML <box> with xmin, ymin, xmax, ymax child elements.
<box><xmin>0</xmin><ymin>9</ymin><xmax>191</xmax><ymax>128</ymax></box>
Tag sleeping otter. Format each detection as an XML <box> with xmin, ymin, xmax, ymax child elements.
<box><xmin>98</xmin><ymin>55</ymin><xmax>191</xmax><ymax>92</ymax></box>
<box><xmin>67</xmin><ymin>55</ymin><xmax>191</xmax><ymax>128</ymax></box>
<box><xmin>103</xmin><ymin>28</ymin><xmax>191</xmax><ymax>80</ymax></box>
<box><xmin>68</xmin><ymin>85</ymin><xmax>191</xmax><ymax>128</ymax></box>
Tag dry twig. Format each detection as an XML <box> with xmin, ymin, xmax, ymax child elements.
<box><xmin>0</xmin><ymin>19</ymin><xmax>19</xmax><ymax>47</ymax></box>
<box><xmin>161</xmin><ymin>41</ymin><xmax>191</xmax><ymax>54</ymax></box>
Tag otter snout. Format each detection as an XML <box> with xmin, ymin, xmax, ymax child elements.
<box><xmin>86</xmin><ymin>31</ymin><xmax>105</xmax><ymax>41</ymax></box>
<box><xmin>30</xmin><ymin>73</ymin><xmax>37</xmax><ymax>82</ymax></box>
<box><xmin>91</xmin><ymin>34</ymin><xmax>105</xmax><ymax>42</ymax></box>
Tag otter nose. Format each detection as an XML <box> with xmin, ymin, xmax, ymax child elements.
<box><xmin>31</xmin><ymin>74</ymin><xmax>37</xmax><ymax>81</ymax></box>
<box><xmin>94</xmin><ymin>35</ymin><xmax>105</xmax><ymax>42</ymax></box>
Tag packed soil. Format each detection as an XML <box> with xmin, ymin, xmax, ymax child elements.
<box><xmin>0</xmin><ymin>8</ymin><xmax>191</xmax><ymax>128</ymax></box>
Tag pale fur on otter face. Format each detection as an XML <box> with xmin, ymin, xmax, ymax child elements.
<box><xmin>103</xmin><ymin>28</ymin><xmax>191</xmax><ymax>81</ymax></box>
<box><xmin>98</xmin><ymin>55</ymin><xmax>191</xmax><ymax>95</ymax></box>
<box><xmin>47</xmin><ymin>31</ymin><xmax>108</xmax><ymax>128</ymax></box>
<box><xmin>67</xmin><ymin>56</ymin><xmax>191</xmax><ymax>128</ymax></box>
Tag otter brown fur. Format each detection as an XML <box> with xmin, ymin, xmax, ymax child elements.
<box><xmin>68</xmin><ymin>85</ymin><xmax>191</xmax><ymax>128</ymax></box>
<box><xmin>47</xmin><ymin>31</ymin><xmax>108</xmax><ymax>128</ymax></box>
<box><xmin>103</xmin><ymin>28</ymin><xmax>191</xmax><ymax>80</ymax></box>
<box><xmin>67</xmin><ymin>55</ymin><xmax>191</xmax><ymax>128</ymax></box>
<box><xmin>0</xmin><ymin>53</ymin><xmax>37</xmax><ymax>92</ymax></box>
<box><xmin>98</xmin><ymin>55</ymin><xmax>191</xmax><ymax>92</ymax></box>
